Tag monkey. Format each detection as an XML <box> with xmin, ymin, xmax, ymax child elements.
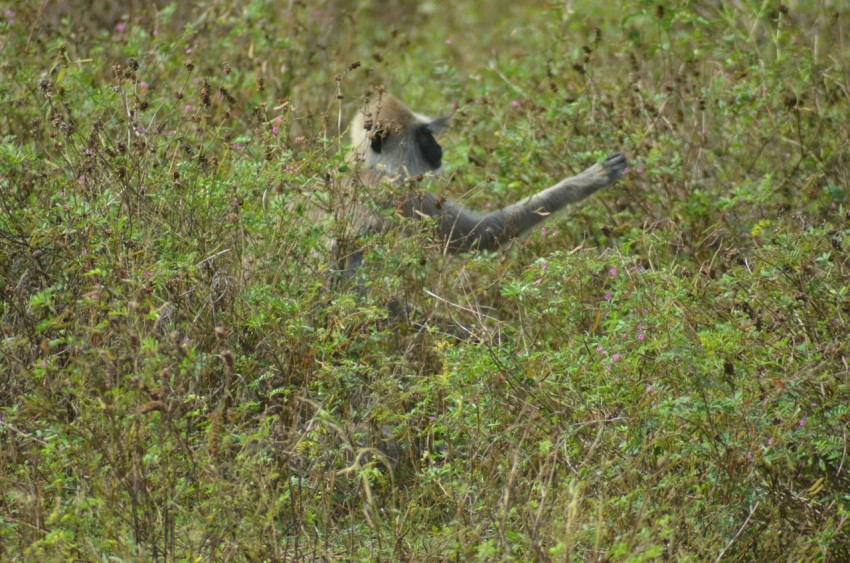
<box><xmin>333</xmin><ymin>91</ymin><xmax>627</xmax><ymax>279</ymax></box>
<box><xmin>321</xmin><ymin>92</ymin><xmax>628</xmax><ymax>466</ymax></box>
<box><xmin>328</xmin><ymin>90</ymin><xmax>627</xmax><ymax>288</ymax></box>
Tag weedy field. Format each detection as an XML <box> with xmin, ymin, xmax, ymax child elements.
<box><xmin>1</xmin><ymin>0</ymin><xmax>849</xmax><ymax>560</ymax></box>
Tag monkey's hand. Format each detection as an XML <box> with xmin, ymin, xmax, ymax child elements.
<box><xmin>592</xmin><ymin>152</ymin><xmax>628</xmax><ymax>184</ymax></box>
<box><xmin>525</xmin><ymin>151</ymin><xmax>626</xmax><ymax>212</ymax></box>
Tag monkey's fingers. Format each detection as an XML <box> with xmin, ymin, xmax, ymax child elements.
<box><xmin>602</xmin><ymin>152</ymin><xmax>628</xmax><ymax>182</ymax></box>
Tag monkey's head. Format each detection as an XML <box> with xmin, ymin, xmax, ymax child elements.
<box><xmin>350</xmin><ymin>93</ymin><xmax>450</xmax><ymax>181</ymax></box>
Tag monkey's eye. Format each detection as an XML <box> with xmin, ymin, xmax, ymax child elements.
<box><xmin>415</xmin><ymin>125</ymin><xmax>442</xmax><ymax>169</ymax></box>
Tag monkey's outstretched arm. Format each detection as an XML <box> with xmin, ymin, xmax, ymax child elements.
<box><xmin>405</xmin><ymin>152</ymin><xmax>627</xmax><ymax>252</ymax></box>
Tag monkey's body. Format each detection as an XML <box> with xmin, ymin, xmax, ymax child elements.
<box><xmin>325</xmin><ymin>93</ymin><xmax>626</xmax><ymax>460</ymax></box>
<box><xmin>337</xmin><ymin>92</ymin><xmax>626</xmax><ymax>276</ymax></box>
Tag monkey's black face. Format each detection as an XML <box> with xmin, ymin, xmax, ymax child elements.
<box><xmin>368</xmin><ymin>123</ymin><xmax>444</xmax><ymax>172</ymax></box>
<box><xmin>369</xmin><ymin>129</ymin><xmax>386</xmax><ymax>154</ymax></box>
<box><xmin>414</xmin><ymin>125</ymin><xmax>443</xmax><ymax>170</ymax></box>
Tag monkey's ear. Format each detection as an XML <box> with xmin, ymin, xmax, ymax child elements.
<box><xmin>427</xmin><ymin>115</ymin><xmax>451</xmax><ymax>135</ymax></box>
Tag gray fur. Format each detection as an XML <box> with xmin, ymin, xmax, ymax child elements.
<box><xmin>398</xmin><ymin>152</ymin><xmax>627</xmax><ymax>252</ymax></box>
<box><xmin>343</xmin><ymin>93</ymin><xmax>627</xmax><ymax>271</ymax></box>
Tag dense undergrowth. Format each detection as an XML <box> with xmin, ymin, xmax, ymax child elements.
<box><xmin>1</xmin><ymin>0</ymin><xmax>849</xmax><ymax>559</ymax></box>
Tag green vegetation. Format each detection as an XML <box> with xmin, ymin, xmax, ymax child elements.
<box><xmin>2</xmin><ymin>0</ymin><xmax>849</xmax><ymax>559</ymax></box>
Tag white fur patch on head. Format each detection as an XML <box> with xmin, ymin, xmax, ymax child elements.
<box><xmin>348</xmin><ymin>93</ymin><xmax>450</xmax><ymax>180</ymax></box>
<box><xmin>349</xmin><ymin>110</ymin><xmax>368</xmax><ymax>149</ymax></box>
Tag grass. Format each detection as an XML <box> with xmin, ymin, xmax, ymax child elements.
<box><xmin>1</xmin><ymin>0</ymin><xmax>849</xmax><ymax>559</ymax></box>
